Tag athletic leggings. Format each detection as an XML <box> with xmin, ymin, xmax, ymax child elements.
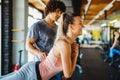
<box><xmin>0</xmin><ymin>61</ymin><xmax>41</xmax><ymax>80</ymax></box>
<box><xmin>109</xmin><ymin>48</ymin><xmax>120</xmax><ymax>58</ymax></box>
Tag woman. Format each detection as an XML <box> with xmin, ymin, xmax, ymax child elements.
<box><xmin>109</xmin><ymin>31</ymin><xmax>120</xmax><ymax>58</ymax></box>
<box><xmin>1</xmin><ymin>13</ymin><xmax>84</xmax><ymax>80</ymax></box>
<box><xmin>108</xmin><ymin>31</ymin><xmax>120</xmax><ymax>66</ymax></box>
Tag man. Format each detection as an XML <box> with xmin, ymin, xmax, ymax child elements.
<box><xmin>26</xmin><ymin>0</ymin><xmax>66</xmax><ymax>80</ymax></box>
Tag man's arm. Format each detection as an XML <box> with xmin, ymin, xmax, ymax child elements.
<box><xmin>26</xmin><ymin>38</ymin><xmax>47</xmax><ymax>61</ymax></box>
<box><xmin>26</xmin><ymin>38</ymin><xmax>39</xmax><ymax>55</ymax></box>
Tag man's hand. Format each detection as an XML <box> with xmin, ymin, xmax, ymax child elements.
<box><xmin>37</xmin><ymin>51</ymin><xmax>47</xmax><ymax>61</ymax></box>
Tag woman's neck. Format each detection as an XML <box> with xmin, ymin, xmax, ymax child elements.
<box><xmin>66</xmin><ymin>31</ymin><xmax>77</xmax><ymax>44</ymax></box>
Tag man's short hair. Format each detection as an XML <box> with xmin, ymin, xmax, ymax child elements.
<box><xmin>45</xmin><ymin>0</ymin><xmax>66</xmax><ymax>16</ymax></box>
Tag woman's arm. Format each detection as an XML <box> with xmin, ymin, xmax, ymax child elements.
<box><xmin>111</xmin><ymin>38</ymin><xmax>118</xmax><ymax>48</ymax></box>
<box><xmin>71</xmin><ymin>42</ymin><xmax>79</xmax><ymax>73</ymax></box>
<box><xmin>55</xmin><ymin>40</ymin><xmax>78</xmax><ymax>78</ymax></box>
<box><xmin>111</xmin><ymin>35</ymin><xmax>119</xmax><ymax>48</ymax></box>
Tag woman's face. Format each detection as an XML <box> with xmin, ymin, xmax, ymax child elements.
<box><xmin>114</xmin><ymin>32</ymin><xmax>120</xmax><ymax>38</ymax></box>
<box><xmin>72</xmin><ymin>16</ymin><xmax>84</xmax><ymax>36</ymax></box>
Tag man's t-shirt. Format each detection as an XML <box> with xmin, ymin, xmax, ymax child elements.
<box><xmin>27</xmin><ymin>19</ymin><xmax>58</xmax><ymax>53</ymax></box>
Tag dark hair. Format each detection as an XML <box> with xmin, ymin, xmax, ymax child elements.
<box><xmin>63</xmin><ymin>13</ymin><xmax>79</xmax><ymax>36</ymax></box>
<box><xmin>45</xmin><ymin>0</ymin><xmax>66</xmax><ymax>16</ymax></box>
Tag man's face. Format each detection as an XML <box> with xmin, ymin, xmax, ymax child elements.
<box><xmin>50</xmin><ymin>8</ymin><xmax>62</xmax><ymax>21</ymax></box>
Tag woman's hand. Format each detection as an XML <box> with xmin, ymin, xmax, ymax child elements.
<box><xmin>71</xmin><ymin>42</ymin><xmax>79</xmax><ymax>59</ymax></box>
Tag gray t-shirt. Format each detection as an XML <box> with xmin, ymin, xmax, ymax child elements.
<box><xmin>27</xmin><ymin>20</ymin><xmax>58</xmax><ymax>53</ymax></box>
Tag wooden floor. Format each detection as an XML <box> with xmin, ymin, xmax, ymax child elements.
<box><xmin>80</xmin><ymin>48</ymin><xmax>110</xmax><ymax>80</ymax></box>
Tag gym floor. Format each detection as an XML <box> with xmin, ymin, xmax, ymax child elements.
<box><xmin>80</xmin><ymin>48</ymin><xmax>112</xmax><ymax>80</ymax></box>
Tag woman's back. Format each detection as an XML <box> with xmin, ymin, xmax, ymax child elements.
<box><xmin>39</xmin><ymin>43</ymin><xmax>63</xmax><ymax>80</ymax></box>
<box><xmin>39</xmin><ymin>35</ymin><xmax>71</xmax><ymax>80</ymax></box>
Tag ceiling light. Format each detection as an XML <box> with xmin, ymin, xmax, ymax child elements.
<box><xmin>101</xmin><ymin>23</ymin><xmax>107</xmax><ymax>27</ymax></box>
<box><xmin>94</xmin><ymin>15</ymin><xmax>99</xmax><ymax>19</ymax></box>
<box><xmin>98</xmin><ymin>11</ymin><xmax>104</xmax><ymax>16</ymax></box>
<box><xmin>105</xmin><ymin>4</ymin><xmax>113</xmax><ymax>10</ymax></box>
<box><xmin>84</xmin><ymin>0</ymin><xmax>91</xmax><ymax>14</ymax></box>
<box><xmin>87</xmin><ymin>0</ymin><xmax>116</xmax><ymax>25</ymax></box>
<box><xmin>39</xmin><ymin>0</ymin><xmax>46</xmax><ymax>7</ymax></box>
<box><xmin>109</xmin><ymin>19</ymin><xmax>118</xmax><ymax>23</ymax></box>
<box><xmin>83</xmin><ymin>0</ymin><xmax>91</xmax><ymax>20</ymax></box>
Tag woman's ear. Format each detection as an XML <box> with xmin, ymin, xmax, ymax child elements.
<box><xmin>69</xmin><ymin>24</ymin><xmax>74</xmax><ymax>31</ymax></box>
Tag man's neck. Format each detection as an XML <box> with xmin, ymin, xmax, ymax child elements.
<box><xmin>44</xmin><ymin>17</ymin><xmax>55</xmax><ymax>28</ymax></box>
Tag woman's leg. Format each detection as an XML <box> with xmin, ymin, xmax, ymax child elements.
<box><xmin>0</xmin><ymin>71</ymin><xmax>16</xmax><ymax>78</ymax></box>
<box><xmin>0</xmin><ymin>72</ymin><xmax>20</xmax><ymax>80</ymax></box>
<box><xmin>1</xmin><ymin>61</ymin><xmax>38</xmax><ymax>80</ymax></box>
<box><xmin>109</xmin><ymin>48</ymin><xmax>120</xmax><ymax>58</ymax></box>
<box><xmin>109</xmin><ymin>48</ymin><xmax>114</xmax><ymax>58</ymax></box>
<box><xmin>108</xmin><ymin>48</ymin><xmax>120</xmax><ymax>66</ymax></box>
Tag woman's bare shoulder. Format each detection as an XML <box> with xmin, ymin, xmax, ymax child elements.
<box><xmin>55</xmin><ymin>38</ymin><xmax>70</xmax><ymax>47</ymax></box>
<box><xmin>54</xmin><ymin>38</ymin><xmax>71</xmax><ymax>54</ymax></box>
